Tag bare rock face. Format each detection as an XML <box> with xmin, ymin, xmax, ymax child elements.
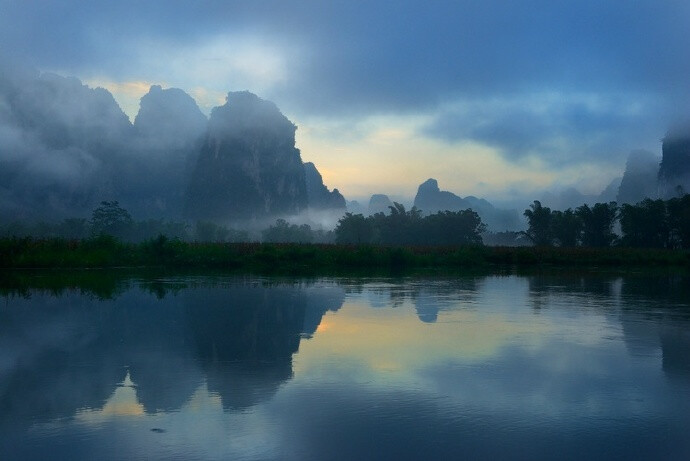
<box><xmin>414</xmin><ymin>178</ymin><xmax>470</xmax><ymax>213</ymax></box>
<box><xmin>616</xmin><ymin>150</ymin><xmax>659</xmax><ymax>204</ymax></box>
<box><xmin>134</xmin><ymin>85</ymin><xmax>207</xmax><ymax>151</ymax></box>
<box><xmin>368</xmin><ymin>194</ymin><xmax>393</xmax><ymax>215</ymax></box>
<box><xmin>304</xmin><ymin>162</ymin><xmax>346</xmax><ymax>210</ymax></box>
<box><xmin>185</xmin><ymin>92</ymin><xmax>308</xmax><ymax>221</ymax></box>
<box><xmin>126</xmin><ymin>85</ymin><xmax>207</xmax><ymax>217</ymax></box>
<box><xmin>659</xmin><ymin>128</ymin><xmax>690</xmax><ymax>198</ymax></box>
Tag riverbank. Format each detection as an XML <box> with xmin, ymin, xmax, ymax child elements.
<box><xmin>1</xmin><ymin>236</ymin><xmax>689</xmax><ymax>270</ymax></box>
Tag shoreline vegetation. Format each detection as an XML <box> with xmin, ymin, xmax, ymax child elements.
<box><xmin>1</xmin><ymin>236</ymin><xmax>689</xmax><ymax>271</ymax></box>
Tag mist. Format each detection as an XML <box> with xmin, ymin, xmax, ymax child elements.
<box><xmin>0</xmin><ymin>62</ymin><xmax>347</xmax><ymax>235</ymax></box>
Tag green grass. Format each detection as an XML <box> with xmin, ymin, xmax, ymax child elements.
<box><xmin>1</xmin><ymin>236</ymin><xmax>689</xmax><ymax>271</ymax></box>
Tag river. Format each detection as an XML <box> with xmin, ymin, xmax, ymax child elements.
<box><xmin>1</xmin><ymin>271</ymin><xmax>689</xmax><ymax>460</ymax></box>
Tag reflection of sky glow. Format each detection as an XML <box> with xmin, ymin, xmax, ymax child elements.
<box><xmin>294</xmin><ymin>293</ymin><xmax>551</xmax><ymax>384</ymax></box>
<box><xmin>77</xmin><ymin>373</ymin><xmax>144</xmax><ymax>419</ymax></box>
<box><xmin>5</xmin><ymin>275</ymin><xmax>690</xmax><ymax>460</ymax></box>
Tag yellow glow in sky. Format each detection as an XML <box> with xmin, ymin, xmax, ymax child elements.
<box><xmin>97</xmin><ymin>81</ymin><xmax>621</xmax><ymax>202</ymax></box>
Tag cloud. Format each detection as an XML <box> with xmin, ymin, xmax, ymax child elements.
<box><xmin>3</xmin><ymin>1</ymin><xmax>690</xmax><ymax>207</ymax></box>
<box><xmin>5</xmin><ymin>1</ymin><xmax>690</xmax><ymax>114</ymax></box>
<box><xmin>424</xmin><ymin>92</ymin><xmax>667</xmax><ymax>165</ymax></box>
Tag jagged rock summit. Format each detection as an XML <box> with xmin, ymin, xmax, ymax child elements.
<box><xmin>1</xmin><ymin>64</ymin><xmax>348</xmax><ymax>223</ymax></box>
<box><xmin>616</xmin><ymin>150</ymin><xmax>659</xmax><ymax>204</ymax></box>
<box><xmin>413</xmin><ymin>178</ymin><xmax>520</xmax><ymax>231</ymax></box>
<box><xmin>134</xmin><ymin>85</ymin><xmax>207</xmax><ymax>149</ymax></box>
<box><xmin>304</xmin><ymin>162</ymin><xmax>346</xmax><ymax>210</ymax></box>
<box><xmin>184</xmin><ymin>91</ymin><xmax>308</xmax><ymax>221</ymax></box>
<box><xmin>368</xmin><ymin>194</ymin><xmax>394</xmax><ymax>215</ymax></box>
<box><xmin>659</xmin><ymin>126</ymin><xmax>690</xmax><ymax>198</ymax></box>
<box><xmin>414</xmin><ymin>178</ymin><xmax>470</xmax><ymax>213</ymax></box>
<box><xmin>122</xmin><ymin>85</ymin><xmax>209</xmax><ymax>217</ymax></box>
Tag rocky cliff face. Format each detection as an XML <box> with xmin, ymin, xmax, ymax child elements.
<box><xmin>414</xmin><ymin>178</ymin><xmax>470</xmax><ymax>213</ymax></box>
<box><xmin>413</xmin><ymin>178</ymin><xmax>520</xmax><ymax>231</ymax></box>
<box><xmin>185</xmin><ymin>91</ymin><xmax>308</xmax><ymax>221</ymax></box>
<box><xmin>368</xmin><ymin>194</ymin><xmax>394</xmax><ymax>215</ymax></box>
<box><xmin>659</xmin><ymin>129</ymin><xmax>690</xmax><ymax>198</ymax></box>
<box><xmin>304</xmin><ymin>162</ymin><xmax>346</xmax><ymax>210</ymax></box>
<box><xmin>134</xmin><ymin>85</ymin><xmax>207</xmax><ymax>150</ymax></box>
<box><xmin>617</xmin><ymin>150</ymin><xmax>659</xmax><ymax>204</ymax></box>
<box><xmin>127</xmin><ymin>85</ymin><xmax>208</xmax><ymax>217</ymax></box>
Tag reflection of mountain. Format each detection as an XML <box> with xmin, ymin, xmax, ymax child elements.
<box><xmin>412</xmin><ymin>278</ymin><xmax>481</xmax><ymax>323</ymax></box>
<box><xmin>620</xmin><ymin>275</ymin><xmax>690</xmax><ymax>380</ymax></box>
<box><xmin>185</xmin><ymin>286</ymin><xmax>304</xmax><ymax>410</ymax></box>
<box><xmin>0</xmin><ymin>293</ymin><xmax>127</xmax><ymax>427</ymax></box>
<box><xmin>185</xmin><ymin>283</ymin><xmax>345</xmax><ymax>410</ymax></box>
<box><xmin>0</xmin><ymin>278</ymin><xmax>344</xmax><ymax>427</ymax></box>
<box><xmin>352</xmin><ymin>277</ymin><xmax>480</xmax><ymax>323</ymax></box>
<box><xmin>523</xmin><ymin>273</ymin><xmax>690</xmax><ymax>382</ymax></box>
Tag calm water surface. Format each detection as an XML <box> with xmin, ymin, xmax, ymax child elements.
<box><xmin>1</xmin><ymin>272</ymin><xmax>689</xmax><ymax>460</ymax></box>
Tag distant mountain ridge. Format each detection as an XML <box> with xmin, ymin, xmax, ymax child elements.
<box><xmin>413</xmin><ymin>179</ymin><xmax>521</xmax><ymax>231</ymax></box>
<box><xmin>304</xmin><ymin>162</ymin><xmax>346</xmax><ymax>210</ymax></box>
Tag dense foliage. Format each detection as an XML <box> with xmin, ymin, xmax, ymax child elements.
<box><xmin>0</xmin><ymin>237</ymin><xmax>687</xmax><ymax>270</ymax></box>
<box><xmin>523</xmin><ymin>195</ymin><xmax>690</xmax><ymax>248</ymax></box>
<box><xmin>335</xmin><ymin>203</ymin><xmax>486</xmax><ymax>245</ymax></box>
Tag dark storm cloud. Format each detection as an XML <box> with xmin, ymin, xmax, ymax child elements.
<box><xmin>2</xmin><ymin>1</ymin><xmax>690</xmax><ymax>176</ymax></box>
<box><xmin>424</xmin><ymin>94</ymin><xmax>667</xmax><ymax>163</ymax></box>
<box><xmin>3</xmin><ymin>1</ymin><xmax>689</xmax><ymax>110</ymax></box>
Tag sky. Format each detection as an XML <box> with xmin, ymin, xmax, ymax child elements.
<box><xmin>2</xmin><ymin>0</ymin><xmax>689</xmax><ymax>206</ymax></box>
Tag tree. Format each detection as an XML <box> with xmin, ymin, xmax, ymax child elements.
<box><xmin>425</xmin><ymin>210</ymin><xmax>485</xmax><ymax>245</ymax></box>
<box><xmin>550</xmin><ymin>209</ymin><xmax>581</xmax><ymax>247</ymax></box>
<box><xmin>667</xmin><ymin>194</ymin><xmax>690</xmax><ymax>248</ymax></box>
<box><xmin>335</xmin><ymin>208</ymin><xmax>485</xmax><ymax>245</ymax></box>
<box><xmin>619</xmin><ymin>199</ymin><xmax>669</xmax><ymax>248</ymax></box>
<box><xmin>90</xmin><ymin>201</ymin><xmax>133</xmax><ymax>239</ymax></box>
<box><xmin>262</xmin><ymin>219</ymin><xmax>314</xmax><ymax>243</ymax></box>
<box><xmin>523</xmin><ymin>201</ymin><xmax>553</xmax><ymax>246</ymax></box>
<box><xmin>335</xmin><ymin>213</ymin><xmax>373</xmax><ymax>244</ymax></box>
<box><xmin>575</xmin><ymin>202</ymin><xmax>618</xmax><ymax>247</ymax></box>
<box><xmin>379</xmin><ymin>203</ymin><xmax>423</xmax><ymax>245</ymax></box>
<box><xmin>57</xmin><ymin>218</ymin><xmax>89</xmax><ymax>239</ymax></box>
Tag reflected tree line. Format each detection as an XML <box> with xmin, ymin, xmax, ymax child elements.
<box><xmin>526</xmin><ymin>272</ymin><xmax>690</xmax><ymax>380</ymax></box>
<box><xmin>524</xmin><ymin>195</ymin><xmax>690</xmax><ymax>248</ymax></box>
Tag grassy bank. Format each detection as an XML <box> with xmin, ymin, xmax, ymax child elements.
<box><xmin>1</xmin><ymin>236</ymin><xmax>690</xmax><ymax>271</ymax></box>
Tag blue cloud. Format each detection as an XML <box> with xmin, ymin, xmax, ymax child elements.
<box><xmin>2</xmin><ymin>0</ymin><xmax>690</xmax><ymax>171</ymax></box>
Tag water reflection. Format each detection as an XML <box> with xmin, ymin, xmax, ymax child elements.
<box><xmin>1</xmin><ymin>272</ymin><xmax>690</xmax><ymax>460</ymax></box>
<box><xmin>0</xmin><ymin>277</ymin><xmax>345</xmax><ymax>429</ymax></box>
<box><xmin>522</xmin><ymin>272</ymin><xmax>690</xmax><ymax>381</ymax></box>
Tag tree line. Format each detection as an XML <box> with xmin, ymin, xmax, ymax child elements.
<box><xmin>524</xmin><ymin>195</ymin><xmax>690</xmax><ymax>248</ymax></box>
<box><xmin>334</xmin><ymin>203</ymin><xmax>485</xmax><ymax>245</ymax></box>
<box><xmin>0</xmin><ymin>201</ymin><xmax>332</xmax><ymax>244</ymax></box>
<box><xmin>4</xmin><ymin>196</ymin><xmax>690</xmax><ymax>249</ymax></box>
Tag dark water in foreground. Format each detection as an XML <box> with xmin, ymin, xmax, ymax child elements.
<box><xmin>1</xmin><ymin>272</ymin><xmax>689</xmax><ymax>460</ymax></box>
